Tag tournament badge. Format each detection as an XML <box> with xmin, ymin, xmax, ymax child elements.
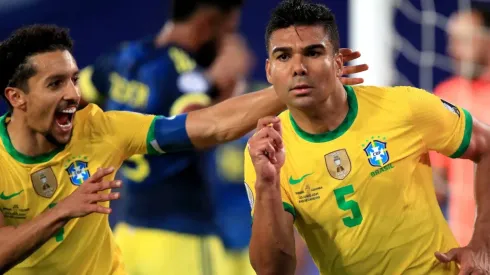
<box><xmin>31</xmin><ymin>167</ymin><xmax>58</xmax><ymax>198</ymax></box>
<box><xmin>324</xmin><ymin>149</ymin><xmax>351</xmax><ymax>180</ymax></box>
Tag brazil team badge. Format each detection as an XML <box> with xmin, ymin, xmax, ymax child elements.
<box><xmin>364</xmin><ymin>140</ymin><xmax>389</xmax><ymax>167</ymax></box>
<box><xmin>324</xmin><ymin>149</ymin><xmax>351</xmax><ymax>180</ymax></box>
<box><xmin>66</xmin><ymin>161</ymin><xmax>91</xmax><ymax>186</ymax></box>
<box><xmin>31</xmin><ymin>167</ymin><xmax>58</xmax><ymax>198</ymax></box>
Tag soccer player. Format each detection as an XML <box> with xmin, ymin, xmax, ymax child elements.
<box><xmin>0</xmin><ymin>24</ymin><xmax>365</xmax><ymax>274</ymax></box>
<box><xmin>244</xmin><ymin>0</ymin><xmax>490</xmax><ymax>274</ymax></box>
<box><xmin>0</xmin><ymin>24</ymin><xmax>280</xmax><ymax>274</ymax></box>
<box><xmin>80</xmin><ymin>1</ymin><xmax>254</xmax><ymax>274</ymax></box>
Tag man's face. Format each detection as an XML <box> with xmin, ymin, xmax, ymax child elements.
<box><xmin>21</xmin><ymin>50</ymin><xmax>80</xmax><ymax>145</ymax></box>
<box><xmin>266</xmin><ymin>25</ymin><xmax>342</xmax><ymax>109</ymax></box>
<box><xmin>447</xmin><ymin>11</ymin><xmax>489</xmax><ymax>78</ymax></box>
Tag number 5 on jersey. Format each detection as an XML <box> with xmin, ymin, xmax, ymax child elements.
<box><xmin>334</xmin><ymin>185</ymin><xmax>363</xmax><ymax>228</ymax></box>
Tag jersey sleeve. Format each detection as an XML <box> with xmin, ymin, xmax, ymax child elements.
<box><xmin>243</xmin><ymin>146</ymin><xmax>296</xmax><ymax>220</ymax></box>
<box><xmin>85</xmin><ymin>104</ymin><xmax>192</xmax><ymax>159</ymax></box>
<box><xmin>405</xmin><ymin>87</ymin><xmax>473</xmax><ymax>158</ymax></box>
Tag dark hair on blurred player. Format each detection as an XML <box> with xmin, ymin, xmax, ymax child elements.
<box><xmin>172</xmin><ymin>0</ymin><xmax>244</xmax><ymax>22</ymax></box>
<box><xmin>166</xmin><ymin>0</ymin><xmax>245</xmax><ymax>67</ymax></box>
<box><xmin>0</xmin><ymin>25</ymin><xmax>73</xmax><ymax>108</ymax></box>
<box><xmin>265</xmin><ymin>0</ymin><xmax>339</xmax><ymax>53</ymax></box>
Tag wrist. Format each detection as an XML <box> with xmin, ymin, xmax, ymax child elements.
<box><xmin>48</xmin><ymin>203</ymin><xmax>70</xmax><ymax>222</ymax></box>
<box><xmin>255</xmin><ymin>179</ymin><xmax>281</xmax><ymax>200</ymax></box>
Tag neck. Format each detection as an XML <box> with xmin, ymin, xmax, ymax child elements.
<box><xmin>289</xmin><ymin>81</ymin><xmax>348</xmax><ymax>134</ymax></box>
<box><xmin>154</xmin><ymin>21</ymin><xmax>202</xmax><ymax>52</ymax></box>
<box><xmin>6</xmin><ymin>113</ymin><xmax>57</xmax><ymax>157</ymax></box>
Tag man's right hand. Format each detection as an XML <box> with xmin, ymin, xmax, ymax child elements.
<box><xmin>56</xmin><ymin>167</ymin><xmax>121</xmax><ymax>219</ymax></box>
<box><xmin>248</xmin><ymin>117</ymin><xmax>285</xmax><ymax>185</ymax></box>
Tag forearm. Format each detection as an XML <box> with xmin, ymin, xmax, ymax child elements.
<box><xmin>471</xmin><ymin>153</ymin><xmax>490</xmax><ymax>243</ymax></box>
<box><xmin>250</xmin><ymin>181</ymin><xmax>295</xmax><ymax>275</ymax></box>
<box><xmin>0</xmin><ymin>208</ymin><xmax>67</xmax><ymax>272</ymax></box>
<box><xmin>186</xmin><ymin>86</ymin><xmax>286</xmax><ymax>149</ymax></box>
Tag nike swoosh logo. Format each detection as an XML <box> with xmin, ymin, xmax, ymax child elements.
<box><xmin>289</xmin><ymin>173</ymin><xmax>313</xmax><ymax>185</ymax></box>
<box><xmin>0</xmin><ymin>190</ymin><xmax>24</xmax><ymax>200</ymax></box>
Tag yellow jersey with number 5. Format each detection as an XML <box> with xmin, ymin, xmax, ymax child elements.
<box><xmin>0</xmin><ymin>104</ymin><xmax>160</xmax><ymax>275</ymax></box>
<box><xmin>244</xmin><ymin>85</ymin><xmax>472</xmax><ymax>274</ymax></box>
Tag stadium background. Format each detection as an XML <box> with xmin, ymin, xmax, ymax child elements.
<box><xmin>0</xmin><ymin>0</ymin><xmax>481</xmax><ymax>274</ymax></box>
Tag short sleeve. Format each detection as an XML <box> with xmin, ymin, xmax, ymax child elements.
<box><xmin>87</xmin><ymin>106</ymin><xmax>155</xmax><ymax>158</ymax></box>
<box><xmin>243</xmin><ymin>146</ymin><xmax>296</xmax><ymax>219</ymax></box>
<box><xmin>405</xmin><ymin>87</ymin><xmax>473</xmax><ymax>158</ymax></box>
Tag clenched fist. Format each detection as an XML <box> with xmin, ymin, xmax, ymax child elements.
<box><xmin>248</xmin><ymin>117</ymin><xmax>285</xmax><ymax>185</ymax></box>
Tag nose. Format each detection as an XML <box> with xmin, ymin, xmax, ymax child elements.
<box><xmin>63</xmin><ymin>79</ymin><xmax>81</xmax><ymax>103</ymax></box>
<box><xmin>292</xmin><ymin>54</ymin><xmax>307</xmax><ymax>77</ymax></box>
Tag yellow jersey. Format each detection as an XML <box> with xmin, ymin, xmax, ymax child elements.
<box><xmin>244</xmin><ymin>85</ymin><xmax>473</xmax><ymax>274</ymax></box>
<box><xmin>0</xmin><ymin>104</ymin><xmax>159</xmax><ymax>275</ymax></box>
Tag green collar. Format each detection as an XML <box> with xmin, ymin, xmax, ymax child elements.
<box><xmin>289</xmin><ymin>85</ymin><xmax>358</xmax><ymax>143</ymax></box>
<box><xmin>0</xmin><ymin>113</ymin><xmax>64</xmax><ymax>164</ymax></box>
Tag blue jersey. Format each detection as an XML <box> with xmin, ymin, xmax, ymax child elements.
<box><xmin>80</xmin><ymin>38</ymin><xmax>218</xmax><ymax>235</ymax></box>
<box><xmin>0</xmin><ymin>101</ymin><xmax>8</xmax><ymax>115</ymax></box>
<box><xmin>200</xmin><ymin>135</ymin><xmax>252</xmax><ymax>250</ymax></box>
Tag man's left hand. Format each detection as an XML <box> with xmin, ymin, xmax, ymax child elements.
<box><xmin>435</xmin><ymin>244</ymin><xmax>490</xmax><ymax>275</ymax></box>
<box><xmin>339</xmin><ymin>48</ymin><xmax>368</xmax><ymax>85</ymax></box>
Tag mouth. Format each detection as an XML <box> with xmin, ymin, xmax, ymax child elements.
<box><xmin>54</xmin><ymin>106</ymin><xmax>76</xmax><ymax>132</ymax></box>
<box><xmin>290</xmin><ymin>84</ymin><xmax>313</xmax><ymax>95</ymax></box>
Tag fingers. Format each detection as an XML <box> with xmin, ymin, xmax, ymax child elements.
<box><xmin>256</xmin><ymin>116</ymin><xmax>280</xmax><ymax>132</ymax></box>
<box><xmin>343</xmin><ymin>64</ymin><xmax>369</xmax><ymax>75</ymax></box>
<box><xmin>91</xmin><ymin>204</ymin><xmax>112</xmax><ymax>215</ymax></box>
<box><xmin>86</xmin><ymin>167</ymin><xmax>115</xmax><ymax>184</ymax></box>
<box><xmin>255</xmin><ymin>126</ymin><xmax>282</xmax><ymax>149</ymax></box>
<box><xmin>342</xmin><ymin>51</ymin><xmax>361</xmax><ymax>63</ymax></box>
<box><xmin>339</xmin><ymin>48</ymin><xmax>354</xmax><ymax>57</ymax></box>
<box><xmin>435</xmin><ymin>248</ymin><xmax>460</xmax><ymax>263</ymax></box>
<box><xmin>87</xmin><ymin>180</ymin><xmax>122</xmax><ymax>194</ymax></box>
<box><xmin>340</xmin><ymin>77</ymin><xmax>364</xmax><ymax>86</ymax></box>
<box><xmin>89</xmin><ymin>192</ymin><xmax>121</xmax><ymax>203</ymax></box>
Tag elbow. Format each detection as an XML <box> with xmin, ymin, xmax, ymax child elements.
<box><xmin>250</xmin><ymin>246</ymin><xmax>296</xmax><ymax>275</ymax></box>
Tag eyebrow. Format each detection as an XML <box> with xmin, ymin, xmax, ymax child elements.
<box><xmin>271</xmin><ymin>44</ymin><xmax>326</xmax><ymax>55</ymax></box>
<box><xmin>44</xmin><ymin>70</ymin><xmax>79</xmax><ymax>83</ymax></box>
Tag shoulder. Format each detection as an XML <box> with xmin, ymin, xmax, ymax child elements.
<box><xmin>72</xmin><ymin>104</ymin><xmax>106</xmax><ymax>138</ymax></box>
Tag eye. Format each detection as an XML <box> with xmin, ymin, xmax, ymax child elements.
<box><xmin>306</xmin><ymin>51</ymin><xmax>321</xmax><ymax>58</ymax></box>
<box><xmin>72</xmin><ymin>76</ymin><xmax>79</xmax><ymax>85</ymax></box>
<box><xmin>277</xmin><ymin>53</ymin><xmax>290</xmax><ymax>61</ymax></box>
<box><xmin>48</xmin><ymin>80</ymin><xmax>62</xmax><ymax>88</ymax></box>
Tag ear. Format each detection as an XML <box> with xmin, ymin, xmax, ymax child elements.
<box><xmin>265</xmin><ymin>59</ymin><xmax>273</xmax><ymax>84</ymax></box>
<box><xmin>334</xmin><ymin>52</ymin><xmax>344</xmax><ymax>78</ymax></box>
<box><xmin>5</xmin><ymin>87</ymin><xmax>27</xmax><ymax>110</ymax></box>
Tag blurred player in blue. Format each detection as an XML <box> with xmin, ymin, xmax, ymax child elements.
<box><xmin>80</xmin><ymin>0</ymin><xmax>254</xmax><ymax>274</ymax></box>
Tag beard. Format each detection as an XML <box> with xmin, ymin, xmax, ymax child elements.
<box><xmin>45</xmin><ymin>130</ymin><xmax>72</xmax><ymax>147</ymax></box>
<box><xmin>194</xmin><ymin>38</ymin><xmax>219</xmax><ymax>68</ymax></box>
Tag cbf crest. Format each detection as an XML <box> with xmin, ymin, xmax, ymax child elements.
<box><xmin>324</xmin><ymin>149</ymin><xmax>351</xmax><ymax>180</ymax></box>
<box><xmin>363</xmin><ymin>137</ymin><xmax>390</xmax><ymax>167</ymax></box>
<box><xmin>66</xmin><ymin>160</ymin><xmax>91</xmax><ymax>186</ymax></box>
<box><xmin>31</xmin><ymin>167</ymin><xmax>58</xmax><ymax>198</ymax></box>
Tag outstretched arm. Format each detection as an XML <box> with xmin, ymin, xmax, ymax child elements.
<box><xmin>186</xmin><ymin>86</ymin><xmax>283</xmax><ymax>149</ymax></box>
<box><xmin>185</xmin><ymin>48</ymin><xmax>368</xmax><ymax>149</ymax></box>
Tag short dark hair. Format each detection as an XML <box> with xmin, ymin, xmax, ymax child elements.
<box><xmin>0</xmin><ymin>24</ymin><xmax>73</xmax><ymax>106</ymax></box>
<box><xmin>171</xmin><ymin>0</ymin><xmax>244</xmax><ymax>22</ymax></box>
<box><xmin>265</xmin><ymin>0</ymin><xmax>340</xmax><ymax>53</ymax></box>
